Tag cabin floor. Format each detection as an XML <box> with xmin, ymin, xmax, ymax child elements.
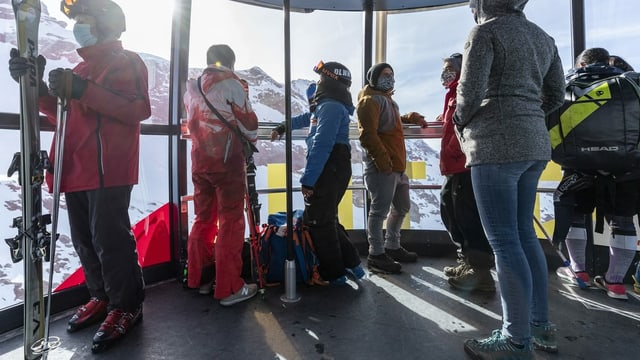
<box><xmin>1</xmin><ymin>255</ymin><xmax>639</xmax><ymax>360</ymax></box>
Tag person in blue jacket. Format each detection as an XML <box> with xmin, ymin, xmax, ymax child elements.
<box><xmin>270</xmin><ymin>82</ymin><xmax>317</xmax><ymax>141</ymax></box>
<box><xmin>297</xmin><ymin>61</ymin><xmax>364</xmax><ymax>284</ymax></box>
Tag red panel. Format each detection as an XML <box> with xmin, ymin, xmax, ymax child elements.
<box><xmin>55</xmin><ymin>203</ymin><xmax>176</xmax><ymax>292</ymax></box>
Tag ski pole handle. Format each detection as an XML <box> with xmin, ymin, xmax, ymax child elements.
<box><xmin>61</xmin><ymin>69</ymin><xmax>74</xmax><ymax>101</ymax></box>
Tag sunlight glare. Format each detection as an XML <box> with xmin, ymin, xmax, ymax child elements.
<box><xmin>416</xmin><ymin>267</ymin><xmax>502</xmax><ymax>321</ymax></box>
<box><xmin>557</xmin><ymin>286</ymin><xmax>640</xmax><ymax>322</ymax></box>
<box><xmin>254</xmin><ymin>310</ymin><xmax>302</xmax><ymax>359</ymax></box>
<box><xmin>368</xmin><ymin>275</ymin><xmax>477</xmax><ymax>333</ymax></box>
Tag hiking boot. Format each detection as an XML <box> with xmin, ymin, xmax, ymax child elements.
<box><xmin>347</xmin><ymin>264</ymin><xmax>366</xmax><ymax>280</ymax></box>
<box><xmin>448</xmin><ymin>267</ymin><xmax>496</xmax><ymax>292</ymax></box>
<box><xmin>91</xmin><ymin>306</ymin><xmax>143</xmax><ymax>353</ymax></box>
<box><xmin>633</xmin><ymin>275</ymin><xmax>640</xmax><ymax>295</ymax></box>
<box><xmin>463</xmin><ymin>329</ymin><xmax>534</xmax><ymax>360</ymax></box>
<box><xmin>220</xmin><ymin>283</ymin><xmax>258</xmax><ymax>306</ymax></box>
<box><xmin>443</xmin><ymin>259</ymin><xmax>470</xmax><ymax>278</ymax></box>
<box><xmin>556</xmin><ymin>267</ymin><xmax>591</xmax><ymax>287</ymax></box>
<box><xmin>531</xmin><ymin>322</ymin><xmax>558</xmax><ymax>353</ymax></box>
<box><xmin>593</xmin><ymin>276</ymin><xmax>628</xmax><ymax>300</ymax></box>
<box><xmin>67</xmin><ymin>297</ymin><xmax>109</xmax><ymax>333</ymax></box>
<box><xmin>367</xmin><ymin>253</ymin><xmax>402</xmax><ymax>274</ymax></box>
<box><xmin>384</xmin><ymin>246</ymin><xmax>418</xmax><ymax>263</ymax></box>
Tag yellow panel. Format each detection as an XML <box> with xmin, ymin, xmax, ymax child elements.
<box><xmin>535</xmin><ymin>219</ymin><xmax>555</xmax><ymax>242</ymax></box>
<box><xmin>338</xmin><ymin>189</ymin><xmax>353</xmax><ymax>229</ymax></box>
<box><xmin>267</xmin><ymin>164</ymin><xmax>287</xmax><ymax>215</ymax></box>
<box><xmin>267</xmin><ymin>163</ymin><xmax>354</xmax><ymax>229</ymax></box>
<box><xmin>402</xmin><ymin>213</ymin><xmax>410</xmax><ymax>229</ymax></box>
<box><xmin>540</xmin><ymin>161</ymin><xmax>562</xmax><ymax>181</ymax></box>
<box><xmin>405</xmin><ymin>161</ymin><xmax>426</xmax><ymax>180</ymax></box>
<box><xmin>532</xmin><ymin>195</ymin><xmax>554</xmax><ymax>242</ymax></box>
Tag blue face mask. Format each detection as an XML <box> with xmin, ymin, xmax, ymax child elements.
<box><xmin>376</xmin><ymin>75</ymin><xmax>395</xmax><ymax>91</ymax></box>
<box><xmin>73</xmin><ymin>23</ymin><xmax>98</xmax><ymax>47</ymax></box>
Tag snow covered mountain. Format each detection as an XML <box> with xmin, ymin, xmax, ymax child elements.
<box><xmin>0</xmin><ymin>0</ymin><xmax>447</xmax><ymax>309</ymax></box>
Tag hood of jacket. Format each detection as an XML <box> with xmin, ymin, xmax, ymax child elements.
<box><xmin>470</xmin><ymin>0</ymin><xmax>528</xmax><ymax>24</ymax></box>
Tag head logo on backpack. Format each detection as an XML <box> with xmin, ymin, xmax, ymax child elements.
<box><xmin>546</xmin><ymin>69</ymin><xmax>640</xmax><ymax>172</ymax></box>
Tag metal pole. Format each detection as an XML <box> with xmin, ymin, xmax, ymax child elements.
<box><xmin>363</xmin><ymin>0</ymin><xmax>373</xmax><ymax>87</ymax></box>
<box><xmin>570</xmin><ymin>0</ymin><xmax>586</xmax><ymax>63</ymax></box>
<box><xmin>168</xmin><ymin>0</ymin><xmax>191</xmax><ymax>282</ymax></box>
<box><xmin>375</xmin><ymin>11</ymin><xmax>388</xmax><ymax>64</ymax></box>
<box><xmin>281</xmin><ymin>0</ymin><xmax>300</xmax><ymax>303</ymax></box>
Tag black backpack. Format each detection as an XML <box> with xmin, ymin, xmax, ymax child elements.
<box><xmin>546</xmin><ymin>68</ymin><xmax>640</xmax><ymax>172</ymax></box>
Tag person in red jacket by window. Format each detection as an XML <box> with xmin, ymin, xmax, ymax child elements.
<box><xmin>183</xmin><ymin>44</ymin><xmax>259</xmax><ymax>306</ymax></box>
<box><xmin>9</xmin><ymin>0</ymin><xmax>150</xmax><ymax>353</ymax></box>
<box><xmin>436</xmin><ymin>53</ymin><xmax>495</xmax><ymax>293</ymax></box>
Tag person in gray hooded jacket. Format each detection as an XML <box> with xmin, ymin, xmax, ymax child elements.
<box><xmin>453</xmin><ymin>1</ymin><xmax>565</xmax><ymax>359</ymax></box>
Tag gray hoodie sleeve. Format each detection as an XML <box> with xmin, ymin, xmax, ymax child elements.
<box><xmin>453</xmin><ymin>25</ymin><xmax>492</xmax><ymax>128</ymax></box>
<box><xmin>541</xmin><ymin>48</ymin><xmax>566</xmax><ymax>115</ymax></box>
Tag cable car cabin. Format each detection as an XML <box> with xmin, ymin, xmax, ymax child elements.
<box><xmin>1</xmin><ymin>0</ymin><xmax>639</xmax><ymax>359</ymax></box>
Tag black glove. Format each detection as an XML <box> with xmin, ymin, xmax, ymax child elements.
<box><xmin>452</xmin><ymin>112</ymin><xmax>466</xmax><ymax>133</ymax></box>
<box><xmin>9</xmin><ymin>48</ymin><xmax>48</xmax><ymax>96</ymax></box>
<box><xmin>48</xmin><ymin>68</ymin><xmax>87</xmax><ymax>99</ymax></box>
<box><xmin>273</xmin><ymin>122</ymin><xmax>286</xmax><ymax>135</ymax></box>
<box><xmin>301</xmin><ymin>185</ymin><xmax>314</xmax><ymax>205</ymax></box>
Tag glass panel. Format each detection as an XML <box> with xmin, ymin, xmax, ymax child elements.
<box><xmin>526</xmin><ymin>0</ymin><xmax>573</xmax><ymax>72</ymax></box>
<box><xmin>0</xmin><ymin>130</ymin><xmax>52</xmax><ymax>311</ymax></box>
<box><xmin>1</xmin><ymin>0</ymin><xmax>172</xmax><ymax>124</ymax></box>
<box><xmin>386</xmin><ymin>1</ymin><xmax>572</xmax><ymax>230</ymax></box>
<box><xmin>188</xmin><ymin>1</ymin><xmax>364</xmax><ymax>229</ymax></box>
<box><xmin>585</xmin><ymin>0</ymin><xmax>639</xmax><ymax>69</ymax></box>
<box><xmin>0</xmin><ymin>132</ymin><xmax>169</xmax><ymax>311</ymax></box>
<box><xmin>387</xmin><ymin>1</ymin><xmax>572</xmax><ymax>119</ymax></box>
<box><xmin>0</xmin><ymin>0</ymin><xmax>173</xmax><ymax>311</ymax></box>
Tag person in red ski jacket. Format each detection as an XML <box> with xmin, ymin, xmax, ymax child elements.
<box><xmin>437</xmin><ymin>53</ymin><xmax>495</xmax><ymax>292</ymax></box>
<box><xmin>9</xmin><ymin>0</ymin><xmax>150</xmax><ymax>353</ymax></box>
<box><xmin>183</xmin><ymin>44</ymin><xmax>259</xmax><ymax>306</ymax></box>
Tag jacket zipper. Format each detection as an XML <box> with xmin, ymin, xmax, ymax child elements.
<box><xmin>96</xmin><ymin>113</ymin><xmax>104</xmax><ymax>188</ymax></box>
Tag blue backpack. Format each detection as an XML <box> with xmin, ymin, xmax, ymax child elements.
<box><xmin>258</xmin><ymin>210</ymin><xmax>325</xmax><ymax>286</ymax></box>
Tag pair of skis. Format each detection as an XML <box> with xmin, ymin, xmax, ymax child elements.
<box><xmin>245</xmin><ymin>155</ymin><xmax>266</xmax><ymax>292</ymax></box>
<box><xmin>9</xmin><ymin>1</ymin><xmax>72</xmax><ymax>358</ymax></box>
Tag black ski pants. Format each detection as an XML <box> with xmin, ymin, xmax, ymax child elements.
<box><xmin>66</xmin><ymin>185</ymin><xmax>145</xmax><ymax>312</ymax></box>
<box><xmin>303</xmin><ymin>144</ymin><xmax>361</xmax><ymax>281</ymax></box>
<box><xmin>440</xmin><ymin>171</ymin><xmax>494</xmax><ymax>269</ymax></box>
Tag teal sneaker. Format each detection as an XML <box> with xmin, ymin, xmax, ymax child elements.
<box><xmin>347</xmin><ymin>264</ymin><xmax>366</xmax><ymax>279</ymax></box>
<box><xmin>464</xmin><ymin>330</ymin><xmax>534</xmax><ymax>360</ymax></box>
<box><xmin>329</xmin><ymin>275</ymin><xmax>348</xmax><ymax>285</ymax></box>
<box><xmin>531</xmin><ymin>322</ymin><xmax>558</xmax><ymax>353</ymax></box>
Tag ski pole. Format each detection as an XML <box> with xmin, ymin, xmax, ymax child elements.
<box><xmin>40</xmin><ymin>69</ymin><xmax>73</xmax><ymax>358</ymax></box>
<box><xmin>533</xmin><ymin>215</ymin><xmax>588</xmax><ymax>289</ymax></box>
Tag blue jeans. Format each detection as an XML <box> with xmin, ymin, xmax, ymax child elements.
<box><xmin>471</xmin><ymin>160</ymin><xmax>549</xmax><ymax>345</ymax></box>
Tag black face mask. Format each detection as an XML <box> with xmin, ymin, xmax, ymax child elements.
<box><xmin>312</xmin><ymin>77</ymin><xmax>353</xmax><ymax>111</ymax></box>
